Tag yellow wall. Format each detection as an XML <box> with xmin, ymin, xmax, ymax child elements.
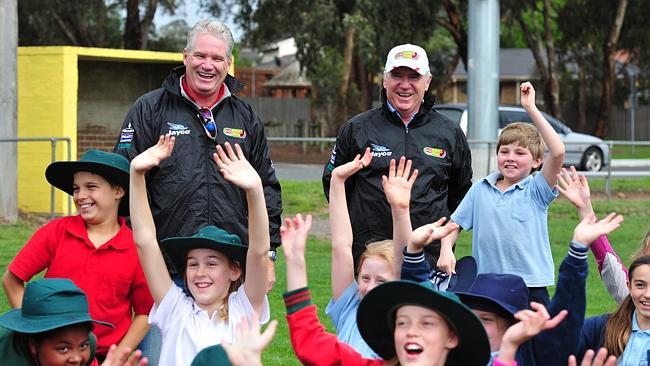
<box><xmin>18</xmin><ymin>47</ymin><xmax>78</xmax><ymax>215</ymax></box>
<box><xmin>17</xmin><ymin>47</ymin><xmax>190</xmax><ymax>215</ymax></box>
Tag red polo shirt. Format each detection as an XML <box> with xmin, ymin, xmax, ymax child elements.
<box><xmin>8</xmin><ymin>215</ymin><xmax>153</xmax><ymax>356</ymax></box>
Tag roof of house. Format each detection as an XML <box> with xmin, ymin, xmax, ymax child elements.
<box><xmin>264</xmin><ymin>58</ymin><xmax>311</xmax><ymax>88</ymax></box>
<box><xmin>452</xmin><ymin>48</ymin><xmax>542</xmax><ymax>81</ymax></box>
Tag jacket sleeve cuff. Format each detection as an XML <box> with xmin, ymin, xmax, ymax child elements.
<box><xmin>283</xmin><ymin>287</ymin><xmax>312</xmax><ymax>314</ymax></box>
<box><xmin>568</xmin><ymin>241</ymin><xmax>589</xmax><ymax>260</ymax></box>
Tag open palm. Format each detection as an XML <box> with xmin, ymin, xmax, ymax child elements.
<box><xmin>131</xmin><ymin>134</ymin><xmax>174</xmax><ymax>173</ymax></box>
<box><xmin>213</xmin><ymin>142</ymin><xmax>261</xmax><ymax>191</ymax></box>
<box><xmin>382</xmin><ymin>156</ymin><xmax>418</xmax><ymax>210</ymax></box>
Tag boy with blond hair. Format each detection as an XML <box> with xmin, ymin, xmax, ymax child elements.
<box><xmin>439</xmin><ymin>82</ymin><xmax>565</xmax><ymax>306</ymax></box>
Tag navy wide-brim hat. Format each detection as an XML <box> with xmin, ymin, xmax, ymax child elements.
<box><xmin>357</xmin><ymin>280</ymin><xmax>490</xmax><ymax>365</ymax></box>
<box><xmin>160</xmin><ymin>225</ymin><xmax>248</xmax><ymax>274</ymax></box>
<box><xmin>0</xmin><ymin>278</ymin><xmax>113</xmax><ymax>334</ymax></box>
<box><xmin>45</xmin><ymin>149</ymin><xmax>130</xmax><ymax>216</ymax></box>
<box><xmin>454</xmin><ymin>273</ymin><xmax>529</xmax><ymax>320</ymax></box>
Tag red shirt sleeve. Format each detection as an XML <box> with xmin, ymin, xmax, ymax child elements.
<box><xmin>8</xmin><ymin>220</ymin><xmax>60</xmax><ymax>281</ymax></box>
<box><xmin>287</xmin><ymin>305</ymin><xmax>384</xmax><ymax>366</ymax></box>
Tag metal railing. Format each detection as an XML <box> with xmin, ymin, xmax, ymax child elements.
<box><xmin>269</xmin><ymin>137</ymin><xmax>650</xmax><ymax>199</ymax></box>
<box><xmin>0</xmin><ymin>137</ymin><xmax>72</xmax><ymax>219</ymax></box>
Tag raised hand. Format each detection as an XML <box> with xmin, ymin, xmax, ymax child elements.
<box><xmin>222</xmin><ymin>312</ymin><xmax>278</xmax><ymax>366</ymax></box>
<box><xmin>130</xmin><ymin>134</ymin><xmax>174</xmax><ymax>173</ymax></box>
<box><xmin>213</xmin><ymin>142</ymin><xmax>262</xmax><ymax>192</ymax></box>
<box><xmin>280</xmin><ymin>214</ymin><xmax>313</xmax><ymax>261</ymax></box>
<box><xmin>520</xmin><ymin>81</ymin><xmax>536</xmax><ymax>110</ymax></box>
<box><xmin>101</xmin><ymin>345</ymin><xmax>148</xmax><ymax>366</ymax></box>
<box><xmin>568</xmin><ymin>348</ymin><xmax>617</xmax><ymax>366</ymax></box>
<box><xmin>497</xmin><ymin>303</ymin><xmax>567</xmax><ymax>363</ymax></box>
<box><xmin>410</xmin><ymin>218</ymin><xmax>458</xmax><ymax>250</ymax></box>
<box><xmin>572</xmin><ymin>212</ymin><xmax>624</xmax><ymax>246</ymax></box>
<box><xmin>331</xmin><ymin>147</ymin><xmax>372</xmax><ymax>180</ymax></box>
<box><xmin>382</xmin><ymin>156</ymin><xmax>418</xmax><ymax>210</ymax></box>
<box><xmin>556</xmin><ymin>166</ymin><xmax>594</xmax><ymax>219</ymax></box>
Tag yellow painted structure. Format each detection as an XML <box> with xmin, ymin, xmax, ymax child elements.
<box><xmin>17</xmin><ymin>46</ymin><xmax>222</xmax><ymax>215</ymax></box>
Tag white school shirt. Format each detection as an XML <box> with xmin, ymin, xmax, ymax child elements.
<box><xmin>150</xmin><ymin>284</ymin><xmax>270</xmax><ymax>366</ymax></box>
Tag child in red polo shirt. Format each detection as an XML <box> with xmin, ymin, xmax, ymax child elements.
<box><xmin>2</xmin><ymin>150</ymin><xmax>153</xmax><ymax>361</ymax></box>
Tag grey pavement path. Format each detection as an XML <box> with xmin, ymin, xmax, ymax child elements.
<box><xmin>274</xmin><ymin>160</ymin><xmax>650</xmax><ymax>181</ymax></box>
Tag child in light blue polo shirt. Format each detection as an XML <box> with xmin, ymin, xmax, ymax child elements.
<box><xmin>439</xmin><ymin>82</ymin><xmax>566</xmax><ymax>306</ymax></box>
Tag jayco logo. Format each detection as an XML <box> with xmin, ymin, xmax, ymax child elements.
<box><xmin>371</xmin><ymin>143</ymin><xmax>392</xmax><ymax>158</ymax></box>
<box><xmin>167</xmin><ymin>122</ymin><xmax>191</xmax><ymax>136</ymax></box>
<box><xmin>423</xmin><ymin>147</ymin><xmax>447</xmax><ymax>159</ymax></box>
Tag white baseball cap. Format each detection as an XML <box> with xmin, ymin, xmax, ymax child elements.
<box><xmin>384</xmin><ymin>43</ymin><xmax>430</xmax><ymax>75</ymax></box>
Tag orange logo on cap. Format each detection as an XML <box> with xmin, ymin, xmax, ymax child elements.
<box><xmin>395</xmin><ymin>51</ymin><xmax>418</xmax><ymax>60</ymax></box>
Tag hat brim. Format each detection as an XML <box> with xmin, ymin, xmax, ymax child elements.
<box><xmin>446</xmin><ymin>256</ymin><xmax>477</xmax><ymax>292</ymax></box>
<box><xmin>357</xmin><ymin>281</ymin><xmax>489</xmax><ymax>365</ymax></box>
<box><xmin>454</xmin><ymin>291</ymin><xmax>519</xmax><ymax>318</ymax></box>
<box><xmin>45</xmin><ymin>161</ymin><xmax>129</xmax><ymax>216</ymax></box>
<box><xmin>0</xmin><ymin>308</ymin><xmax>113</xmax><ymax>334</ymax></box>
<box><xmin>160</xmin><ymin>237</ymin><xmax>248</xmax><ymax>274</ymax></box>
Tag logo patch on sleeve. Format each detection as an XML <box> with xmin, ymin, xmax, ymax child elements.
<box><xmin>119</xmin><ymin>123</ymin><xmax>134</xmax><ymax>143</ymax></box>
<box><xmin>423</xmin><ymin>147</ymin><xmax>447</xmax><ymax>159</ymax></box>
<box><xmin>223</xmin><ymin>127</ymin><xmax>246</xmax><ymax>139</ymax></box>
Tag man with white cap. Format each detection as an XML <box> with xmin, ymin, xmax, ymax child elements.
<box><xmin>322</xmin><ymin>43</ymin><xmax>473</xmax><ymax>270</ymax></box>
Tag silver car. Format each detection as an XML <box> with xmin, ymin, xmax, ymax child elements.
<box><xmin>434</xmin><ymin>104</ymin><xmax>610</xmax><ymax>171</ymax></box>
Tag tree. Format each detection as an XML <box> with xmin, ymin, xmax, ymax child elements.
<box><xmin>124</xmin><ymin>0</ymin><xmax>181</xmax><ymax>49</ymax></box>
<box><xmin>502</xmin><ymin>0</ymin><xmax>563</xmax><ymax>118</ymax></box>
<box><xmin>148</xmin><ymin>19</ymin><xmax>190</xmax><ymax>51</ymax></box>
<box><xmin>18</xmin><ymin>0</ymin><xmax>123</xmax><ymax>47</ymax></box>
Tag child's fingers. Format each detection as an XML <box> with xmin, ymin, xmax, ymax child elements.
<box><xmin>396</xmin><ymin>156</ymin><xmax>406</xmax><ymax>177</ymax></box>
<box><xmin>408</xmin><ymin>169</ymin><xmax>418</xmax><ymax>184</ymax></box>
<box><xmin>223</xmin><ymin>142</ymin><xmax>238</xmax><ymax>161</ymax></box>
<box><xmin>303</xmin><ymin>214</ymin><xmax>313</xmax><ymax>231</ymax></box>
<box><xmin>403</xmin><ymin>158</ymin><xmax>412</xmax><ymax>178</ymax></box>
<box><xmin>545</xmin><ymin>309</ymin><xmax>568</xmax><ymax>329</ymax></box>
<box><xmin>234</xmin><ymin>143</ymin><xmax>246</xmax><ymax>161</ymax></box>
<box><xmin>388</xmin><ymin>158</ymin><xmax>396</xmax><ymax>177</ymax></box>
<box><xmin>260</xmin><ymin>319</ymin><xmax>278</xmax><ymax>347</ymax></box>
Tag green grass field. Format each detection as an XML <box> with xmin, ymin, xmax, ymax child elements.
<box><xmin>0</xmin><ymin>180</ymin><xmax>649</xmax><ymax>364</ymax></box>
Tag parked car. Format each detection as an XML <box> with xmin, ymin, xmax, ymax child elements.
<box><xmin>433</xmin><ymin>104</ymin><xmax>610</xmax><ymax>171</ymax></box>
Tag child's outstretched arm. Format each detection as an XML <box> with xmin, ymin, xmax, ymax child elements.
<box><xmin>520</xmin><ymin>81</ymin><xmax>565</xmax><ymax>187</ymax></box>
<box><xmin>281</xmin><ymin>214</ymin><xmax>312</xmax><ymax>292</ymax></box>
<box><xmin>401</xmin><ymin>219</ymin><xmax>459</xmax><ymax>281</ymax></box>
<box><xmin>130</xmin><ymin>134</ymin><xmax>175</xmax><ymax>304</ymax></box>
<box><xmin>213</xmin><ymin>142</ymin><xmax>269</xmax><ymax>313</ymax></box>
<box><xmin>557</xmin><ymin>167</ymin><xmax>629</xmax><ymax>303</ymax></box>
<box><xmin>329</xmin><ymin>148</ymin><xmax>371</xmax><ymax>300</ymax></box>
<box><xmin>382</xmin><ymin>156</ymin><xmax>418</xmax><ymax>278</ymax></box>
<box><xmin>496</xmin><ymin>302</ymin><xmax>567</xmax><ymax>364</ymax></box>
<box><xmin>281</xmin><ymin>214</ymin><xmax>371</xmax><ymax>365</ymax></box>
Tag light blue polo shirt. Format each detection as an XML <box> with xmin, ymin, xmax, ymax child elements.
<box><xmin>451</xmin><ymin>171</ymin><xmax>558</xmax><ymax>287</ymax></box>
<box><xmin>619</xmin><ymin>311</ymin><xmax>650</xmax><ymax>365</ymax></box>
<box><xmin>325</xmin><ymin>282</ymin><xmax>379</xmax><ymax>359</ymax></box>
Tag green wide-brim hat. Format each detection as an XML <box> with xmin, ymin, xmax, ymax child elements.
<box><xmin>45</xmin><ymin>149</ymin><xmax>130</xmax><ymax>217</ymax></box>
<box><xmin>191</xmin><ymin>344</ymin><xmax>232</xmax><ymax>366</ymax></box>
<box><xmin>160</xmin><ymin>225</ymin><xmax>248</xmax><ymax>274</ymax></box>
<box><xmin>357</xmin><ymin>280</ymin><xmax>490</xmax><ymax>366</ymax></box>
<box><xmin>0</xmin><ymin>278</ymin><xmax>113</xmax><ymax>334</ymax></box>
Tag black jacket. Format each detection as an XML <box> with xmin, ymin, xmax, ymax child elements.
<box><xmin>322</xmin><ymin>90</ymin><xmax>472</xmax><ymax>256</ymax></box>
<box><xmin>114</xmin><ymin>66</ymin><xmax>282</xmax><ymax>251</ymax></box>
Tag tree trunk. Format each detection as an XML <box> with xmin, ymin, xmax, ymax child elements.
<box><xmin>333</xmin><ymin>23</ymin><xmax>355</xmax><ymax>136</ymax></box>
<box><xmin>124</xmin><ymin>0</ymin><xmax>142</xmax><ymax>49</ymax></box>
<box><xmin>436</xmin><ymin>52</ymin><xmax>460</xmax><ymax>103</ymax></box>
<box><xmin>542</xmin><ymin>0</ymin><xmax>561</xmax><ymax>118</ymax></box>
<box><xmin>354</xmin><ymin>52</ymin><xmax>371</xmax><ymax>110</ymax></box>
<box><xmin>577</xmin><ymin>55</ymin><xmax>588</xmax><ymax>132</ymax></box>
<box><xmin>438</xmin><ymin>0</ymin><xmax>468</xmax><ymax>70</ymax></box>
<box><xmin>593</xmin><ymin>0</ymin><xmax>628</xmax><ymax>137</ymax></box>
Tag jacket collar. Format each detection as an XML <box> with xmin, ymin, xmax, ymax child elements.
<box><xmin>380</xmin><ymin>88</ymin><xmax>436</xmax><ymax>126</ymax></box>
<box><xmin>164</xmin><ymin>66</ymin><xmax>245</xmax><ymax>97</ymax></box>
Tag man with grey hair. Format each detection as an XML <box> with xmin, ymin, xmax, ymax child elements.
<box><xmin>322</xmin><ymin>43</ymin><xmax>472</xmax><ymax>270</ymax></box>
<box><xmin>115</xmin><ymin>20</ymin><xmax>282</xmax><ymax>287</ymax></box>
